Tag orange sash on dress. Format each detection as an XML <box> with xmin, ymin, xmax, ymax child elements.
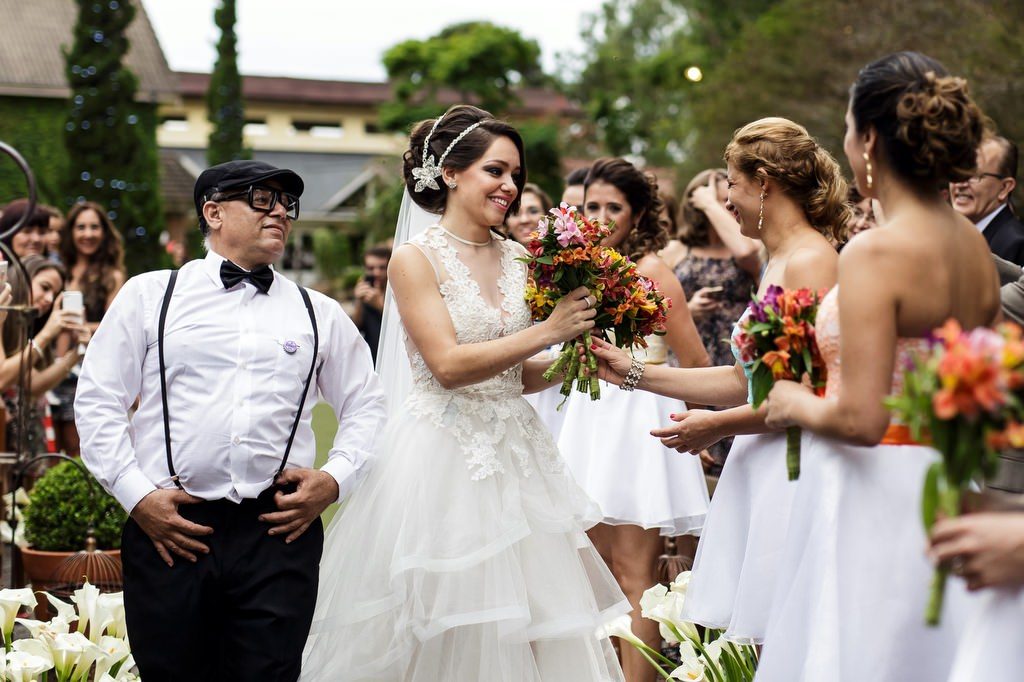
<box><xmin>880</xmin><ymin>423</ymin><xmax>926</xmax><ymax>446</ymax></box>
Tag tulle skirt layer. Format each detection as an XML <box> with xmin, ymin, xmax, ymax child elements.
<box><xmin>948</xmin><ymin>586</ymin><xmax>1024</xmax><ymax>681</ymax></box>
<box><xmin>756</xmin><ymin>436</ymin><xmax>976</xmax><ymax>682</ymax></box>
<box><xmin>682</xmin><ymin>432</ymin><xmax>795</xmax><ymax>643</ymax></box>
<box><xmin>557</xmin><ymin>382</ymin><xmax>709</xmax><ymax>536</ymax></box>
<box><xmin>301</xmin><ymin>392</ymin><xmax>628</xmax><ymax>681</ymax></box>
<box><xmin>524</xmin><ymin>385</ymin><xmax>568</xmax><ymax>442</ymax></box>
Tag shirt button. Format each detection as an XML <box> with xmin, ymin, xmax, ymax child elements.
<box><xmin>232</xmin><ymin>436</ymin><xmax>240</xmax><ymax>446</ymax></box>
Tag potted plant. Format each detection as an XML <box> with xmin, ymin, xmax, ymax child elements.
<box><xmin>17</xmin><ymin>459</ymin><xmax>126</xmax><ymax>594</ymax></box>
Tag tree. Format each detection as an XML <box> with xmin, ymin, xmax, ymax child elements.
<box><xmin>574</xmin><ymin>0</ymin><xmax>780</xmax><ymax>166</ymax></box>
<box><xmin>207</xmin><ymin>0</ymin><xmax>249</xmax><ymax>165</ymax></box>
<box><xmin>63</xmin><ymin>0</ymin><xmax>163</xmax><ymax>273</ymax></box>
<box><xmin>380</xmin><ymin>22</ymin><xmax>546</xmax><ymax>132</ymax></box>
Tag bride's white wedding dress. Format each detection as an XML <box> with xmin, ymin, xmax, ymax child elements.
<box><xmin>301</xmin><ymin>225</ymin><xmax>628</xmax><ymax>681</ymax></box>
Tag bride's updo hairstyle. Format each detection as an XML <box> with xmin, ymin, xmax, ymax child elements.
<box><xmin>725</xmin><ymin>117</ymin><xmax>851</xmax><ymax>242</ymax></box>
<box><xmin>403</xmin><ymin>104</ymin><xmax>527</xmax><ymax>215</ymax></box>
<box><xmin>850</xmin><ymin>51</ymin><xmax>985</xmax><ymax>192</ymax></box>
<box><xmin>585</xmin><ymin>157</ymin><xmax>667</xmax><ymax>260</ymax></box>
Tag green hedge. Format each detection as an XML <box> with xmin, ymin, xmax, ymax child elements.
<box><xmin>0</xmin><ymin>97</ymin><xmax>67</xmax><ymax>206</ymax></box>
<box><xmin>23</xmin><ymin>460</ymin><xmax>127</xmax><ymax>552</ymax></box>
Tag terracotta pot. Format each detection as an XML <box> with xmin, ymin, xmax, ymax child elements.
<box><xmin>18</xmin><ymin>547</ymin><xmax>122</xmax><ymax>620</ymax></box>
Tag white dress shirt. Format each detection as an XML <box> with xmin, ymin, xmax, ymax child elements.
<box><xmin>975</xmin><ymin>203</ymin><xmax>1009</xmax><ymax>234</ymax></box>
<box><xmin>76</xmin><ymin>249</ymin><xmax>387</xmax><ymax>513</ymax></box>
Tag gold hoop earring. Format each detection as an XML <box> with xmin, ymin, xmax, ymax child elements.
<box><xmin>863</xmin><ymin>152</ymin><xmax>873</xmax><ymax>190</ymax></box>
<box><xmin>757</xmin><ymin>189</ymin><xmax>766</xmax><ymax>231</ymax></box>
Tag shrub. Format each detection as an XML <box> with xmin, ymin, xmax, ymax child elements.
<box><xmin>23</xmin><ymin>460</ymin><xmax>126</xmax><ymax>551</ymax></box>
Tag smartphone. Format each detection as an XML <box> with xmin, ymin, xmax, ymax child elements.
<box><xmin>61</xmin><ymin>290</ymin><xmax>87</xmax><ymax>355</ymax></box>
<box><xmin>0</xmin><ymin>261</ymin><xmax>7</xmax><ymax>288</ymax></box>
<box><xmin>365</xmin><ymin>274</ymin><xmax>376</xmax><ymax>287</ymax></box>
<box><xmin>62</xmin><ymin>290</ymin><xmax>84</xmax><ymax>316</ymax></box>
<box><xmin>703</xmin><ymin>285</ymin><xmax>725</xmax><ymax>298</ymax></box>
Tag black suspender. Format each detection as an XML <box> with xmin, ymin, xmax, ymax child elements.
<box><xmin>156</xmin><ymin>272</ymin><xmax>319</xmax><ymax>492</ymax></box>
<box><xmin>280</xmin><ymin>285</ymin><xmax>319</xmax><ymax>476</ymax></box>
<box><xmin>157</xmin><ymin>270</ymin><xmax>181</xmax><ymax>488</ymax></box>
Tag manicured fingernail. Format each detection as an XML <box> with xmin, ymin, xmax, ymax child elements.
<box><xmin>590</xmin><ymin>344</ymin><xmax>597</xmax><ymax>349</ymax></box>
<box><xmin>670</xmin><ymin>413</ymin><xmax>676</xmax><ymax>419</ymax></box>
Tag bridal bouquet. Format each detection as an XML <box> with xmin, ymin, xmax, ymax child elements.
<box><xmin>521</xmin><ymin>203</ymin><xmax>670</xmax><ymax>405</ymax></box>
<box><xmin>886</xmin><ymin>319</ymin><xmax>1024</xmax><ymax>625</ymax></box>
<box><xmin>734</xmin><ymin>285</ymin><xmax>828</xmax><ymax>480</ymax></box>
<box><xmin>603</xmin><ymin>571</ymin><xmax>758</xmax><ymax>681</ymax></box>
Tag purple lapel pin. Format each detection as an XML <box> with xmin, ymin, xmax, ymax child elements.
<box><xmin>283</xmin><ymin>340</ymin><xmax>299</xmax><ymax>354</ymax></box>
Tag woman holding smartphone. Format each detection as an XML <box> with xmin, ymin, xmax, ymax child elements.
<box><xmin>52</xmin><ymin>201</ymin><xmax>125</xmax><ymax>456</ymax></box>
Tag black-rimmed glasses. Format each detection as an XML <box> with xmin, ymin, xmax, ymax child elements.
<box><xmin>967</xmin><ymin>172</ymin><xmax>1006</xmax><ymax>185</ymax></box>
<box><xmin>214</xmin><ymin>185</ymin><xmax>300</xmax><ymax>220</ymax></box>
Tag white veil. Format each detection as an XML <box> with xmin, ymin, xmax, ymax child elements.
<box><xmin>375</xmin><ymin>189</ymin><xmax>441</xmax><ymax>417</ymax></box>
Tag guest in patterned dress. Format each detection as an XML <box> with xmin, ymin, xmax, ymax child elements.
<box><xmin>661</xmin><ymin>170</ymin><xmax>761</xmax><ymax>472</ymax></box>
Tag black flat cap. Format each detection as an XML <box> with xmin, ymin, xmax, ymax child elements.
<box><xmin>194</xmin><ymin>160</ymin><xmax>304</xmax><ymax>228</ymax></box>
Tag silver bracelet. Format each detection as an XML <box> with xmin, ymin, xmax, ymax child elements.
<box><xmin>29</xmin><ymin>339</ymin><xmax>44</xmax><ymax>361</ymax></box>
<box><xmin>621</xmin><ymin>357</ymin><xmax>646</xmax><ymax>392</ymax></box>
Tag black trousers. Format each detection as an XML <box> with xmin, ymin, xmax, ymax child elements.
<box><xmin>121</xmin><ymin>485</ymin><xmax>324</xmax><ymax>682</ymax></box>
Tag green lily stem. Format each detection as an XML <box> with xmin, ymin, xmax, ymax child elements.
<box><xmin>925</xmin><ymin>486</ymin><xmax>962</xmax><ymax>626</ymax></box>
<box><xmin>542</xmin><ymin>342</ymin><xmax>572</xmax><ymax>382</ymax></box>
<box><xmin>629</xmin><ymin>643</ymin><xmax>675</xmax><ymax>679</ymax></box>
<box><xmin>786</xmin><ymin>426</ymin><xmax>801</xmax><ymax>481</ymax></box>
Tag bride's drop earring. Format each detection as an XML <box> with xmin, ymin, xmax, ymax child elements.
<box><xmin>863</xmin><ymin>152</ymin><xmax>873</xmax><ymax>190</ymax></box>
<box><xmin>447</xmin><ymin>180</ymin><xmax>457</xmax><ymax>190</ymax></box>
<box><xmin>757</xmin><ymin>188</ymin><xmax>766</xmax><ymax>231</ymax></box>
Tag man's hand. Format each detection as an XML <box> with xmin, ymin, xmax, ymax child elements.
<box><xmin>353</xmin><ymin>280</ymin><xmax>384</xmax><ymax>311</ymax></box>
<box><xmin>260</xmin><ymin>468</ymin><xmax>339</xmax><ymax>543</ymax></box>
<box><xmin>131</xmin><ymin>489</ymin><xmax>213</xmax><ymax>567</ymax></box>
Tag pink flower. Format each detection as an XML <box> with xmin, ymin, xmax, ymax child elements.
<box><xmin>535</xmin><ymin>218</ymin><xmax>549</xmax><ymax>239</ymax></box>
<box><xmin>553</xmin><ymin>213</ymin><xmax>585</xmax><ymax>247</ymax></box>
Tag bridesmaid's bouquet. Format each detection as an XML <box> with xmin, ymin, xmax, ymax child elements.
<box><xmin>887</xmin><ymin>319</ymin><xmax>1024</xmax><ymax>625</ymax></box>
<box><xmin>520</xmin><ymin>203</ymin><xmax>670</xmax><ymax>406</ymax></box>
<box><xmin>734</xmin><ymin>285</ymin><xmax>828</xmax><ymax>480</ymax></box>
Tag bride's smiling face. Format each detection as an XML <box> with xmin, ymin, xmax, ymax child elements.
<box><xmin>444</xmin><ymin>136</ymin><xmax>521</xmax><ymax>227</ymax></box>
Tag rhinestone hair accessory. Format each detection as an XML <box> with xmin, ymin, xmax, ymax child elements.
<box><xmin>412</xmin><ymin>114</ymin><xmax>485</xmax><ymax>193</ymax></box>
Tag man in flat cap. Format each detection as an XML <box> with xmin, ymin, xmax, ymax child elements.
<box><xmin>76</xmin><ymin>160</ymin><xmax>386</xmax><ymax>681</ymax></box>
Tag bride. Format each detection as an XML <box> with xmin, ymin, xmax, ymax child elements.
<box><xmin>300</xmin><ymin>104</ymin><xmax>629</xmax><ymax>681</ymax></box>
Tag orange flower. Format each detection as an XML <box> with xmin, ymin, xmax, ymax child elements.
<box><xmin>763</xmin><ymin>350</ymin><xmax>793</xmax><ymax>380</ymax></box>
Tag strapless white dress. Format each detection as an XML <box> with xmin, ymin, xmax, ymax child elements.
<box><xmin>556</xmin><ymin>336</ymin><xmax>709</xmax><ymax>536</ymax></box>
<box><xmin>301</xmin><ymin>227</ymin><xmax>627</xmax><ymax>681</ymax></box>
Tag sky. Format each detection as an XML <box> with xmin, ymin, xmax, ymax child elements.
<box><xmin>140</xmin><ymin>0</ymin><xmax>601</xmax><ymax>82</ymax></box>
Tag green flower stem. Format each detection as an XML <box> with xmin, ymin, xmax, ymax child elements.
<box><xmin>925</xmin><ymin>487</ymin><xmax>962</xmax><ymax>626</ymax></box>
<box><xmin>786</xmin><ymin>426</ymin><xmax>801</xmax><ymax>481</ymax></box>
<box><xmin>629</xmin><ymin>643</ymin><xmax>675</xmax><ymax>679</ymax></box>
<box><xmin>542</xmin><ymin>342</ymin><xmax>572</xmax><ymax>382</ymax></box>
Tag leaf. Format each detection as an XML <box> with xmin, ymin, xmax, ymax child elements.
<box><xmin>750</xmin><ymin>370</ymin><xmax>772</xmax><ymax>408</ymax></box>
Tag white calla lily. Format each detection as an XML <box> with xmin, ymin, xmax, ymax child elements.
<box><xmin>94</xmin><ymin>635</ymin><xmax>132</xmax><ymax>680</ymax></box>
<box><xmin>50</xmin><ymin>630</ymin><xmax>102</xmax><ymax>680</ymax></box>
<box><xmin>0</xmin><ymin>588</ymin><xmax>37</xmax><ymax>649</ymax></box>
<box><xmin>669</xmin><ymin>571</ymin><xmax>691</xmax><ymax>597</ymax></box>
<box><xmin>72</xmin><ymin>582</ymin><xmax>114</xmax><ymax>643</ymax></box>
<box><xmin>11</xmin><ymin>637</ymin><xmax>52</xmax><ymax>663</ymax></box>
<box><xmin>15</xmin><ymin>615</ymin><xmax>73</xmax><ymax>639</ymax></box>
<box><xmin>639</xmin><ymin>584</ymin><xmax>699</xmax><ymax>644</ymax></box>
<box><xmin>670</xmin><ymin>659</ymin><xmax>707</xmax><ymax>681</ymax></box>
<box><xmin>704</xmin><ymin>637</ymin><xmax>724</xmax><ymax>666</ymax></box>
<box><xmin>5</xmin><ymin>648</ymin><xmax>54</xmax><ymax>682</ymax></box>
<box><xmin>42</xmin><ymin>592</ymin><xmax>79</xmax><ymax>626</ymax></box>
<box><xmin>601</xmin><ymin>614</ymin><xmax>646</xmax><ymax>649</ymax></box>
<box><xmin>97</xmin><ymin>592</ymin><xmax>126</xmax><ymax>640</ymax></box>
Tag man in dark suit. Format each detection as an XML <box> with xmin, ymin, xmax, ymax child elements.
<box><xmin>950</xmin><ymin>135</ymin><xmax>1024</xmax><ymax>264</ymax></box>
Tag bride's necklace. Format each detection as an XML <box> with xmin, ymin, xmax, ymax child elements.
<box><xmin>440</xmin><ymin>225</ymin><xmax>491</xmax><ymax>247</ymax></box>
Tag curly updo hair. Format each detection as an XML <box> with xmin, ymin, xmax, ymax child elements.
<box><xmin>725</xmin><ymin>117</ymin><xmax>851</xmax><ymax>242</ymax></box>
<box><xmin>850</xmin><ymin>51</ymin><xmax>986</xmax><ymax>192</ymax></box>
<box><xmin>585</xmin><ymin>157</ymin><xmax>668</xmax><ymax>260</ymax></box>
<box><xmin>403</xmin><ymin>104</ymin><xmax>526</xmax><ymax>216</ymax></box>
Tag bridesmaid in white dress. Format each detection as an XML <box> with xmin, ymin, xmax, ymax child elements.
<box><xmin>930</xmin><ymin>510</ymin><xmax>1024</xmax><ymax>679</ymax></box>
<box><xmin>301</xmin><ymin>105</ymin><xmax>628</xmax><ymax>681</ymax></box>
<box><xmin>762</xmin><ymin>51</ymin><xmax>999</xmax><ymax>681</ymax></box>
<box><xmin>588</xmin><ymin>118</ymin><xmax>846</xmax><ymax>645</ymax></box>
<box><xmin>556</xmin><ymin>157</ymin><xmax>711</xmax><ymax>681</ymax></box>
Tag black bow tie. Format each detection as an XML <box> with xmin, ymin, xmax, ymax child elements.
<box><xmin>220</xmin><ymin>260</ymin><xmax>274</xmax><ymax>294</ymax></box>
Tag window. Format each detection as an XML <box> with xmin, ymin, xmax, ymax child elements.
<box><xmin>243</xmin><ymin>119</ymin><xmax>269</xmax><ymax>136</ymax></box>
<box><xmin>160</xmin><ymin>115</ymin><xmax>189</xmax><ymax>133</ymax></box>
<box><xmin>292</xmin><ymin>120</ymin><xmax>343</xmax><ymax>138</ymax></box>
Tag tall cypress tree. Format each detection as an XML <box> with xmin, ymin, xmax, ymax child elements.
<box><xmin>207</xmin><ymin>0</ymin><xmax>248</xmax><ymax>165</ymax></box>
<box><xmin>63</xmin><ymin>0</ymin><xmax>163</xmax><ymax>274</ymax></box>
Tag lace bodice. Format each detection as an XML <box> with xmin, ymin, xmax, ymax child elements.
<box><xmin>404</xmin><ymin>226</ymin><xmax>532</xmax><ymax>395</ymax></box>
<box><xmin>401</xmin><ymin>226</ymin><xmax>559</xmax><ymax>480</ymax></box>
<box><xmin>815</xmin><ymin>286</ymin><xmax>930</xmax><ymax>399</ymax></box>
